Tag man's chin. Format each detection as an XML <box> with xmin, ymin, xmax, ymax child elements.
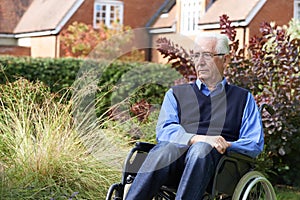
<box><xmin>198</xmin><ymin>74</ymin><xmax>210</xmax><ymax>81</ymax></box>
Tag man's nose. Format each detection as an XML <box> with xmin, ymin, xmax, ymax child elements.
<box><xmin>196</xmin><ymin>56</ymin><xmax>206</xmax><ymax>65</ymax></box>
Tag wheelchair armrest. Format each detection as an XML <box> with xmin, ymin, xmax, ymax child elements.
<box><xmin>225</xmin><ymin>151</ymin><xmax>255</xmax><ymax>163</ymax></box>
<box><xmin>135</xmin><ymin>142</ymin><xmax>156</xmax><ymax>153</ymax></box>
<box><xmin>122</xmin><ymin>142</ymin><xmax>156</xmax><ymax>183</ymax></box>
<box><xmin>211</xmin><ymin>152</ymin><xmax>256</xmax><ymax>196</ymax></box>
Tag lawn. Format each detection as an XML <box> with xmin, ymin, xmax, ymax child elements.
<box><xmin>276</xmin><ymin>186</ymin><xmax>300</xmax><ymax>200</ymax></box>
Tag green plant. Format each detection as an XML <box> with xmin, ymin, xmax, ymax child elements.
<box><xmin>96</xmin><ymin>62</ymin><xmax>181</xmax><ymax>123</ymax></box>
<box><xmin>0</xmin><ymin>57</ymin><xmax>179</xmax><ymax>126</ymax></box>
<box><xmin>276</xmin><ymin>186</ymin><xmax>300</xmax><ymax>200</ymax></box>
<box><xmin>102</xmin><ymin>109</ymin><xmax>159</xmax><ymax>144</ymax></box>
<box><xmin>0</xmin><ymin>56</ymin><xmax>82</xmax><ymax>93</ymax></box>
<box><xmin>0</xmin><ymin>78</ymin><xmax>124</xmax><ymax>199</ymax></box>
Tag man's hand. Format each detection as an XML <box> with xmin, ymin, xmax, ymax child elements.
<box><xmin>189</xmin><ymin>135</ymin><xmax>231</xmax><ymax>154</ymax></box>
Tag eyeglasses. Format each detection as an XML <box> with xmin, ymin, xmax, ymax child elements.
<box><xmin>191</xmin><ymin>52</ymin><xmax>225</xmax><ymax>61</ymax></box>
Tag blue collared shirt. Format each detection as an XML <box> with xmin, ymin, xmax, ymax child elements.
<box><xmin>156</xmin><ymin>79</ymin><xmax>264</xmax><ymax>158</ymax></box>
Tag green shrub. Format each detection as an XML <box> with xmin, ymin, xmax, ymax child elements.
<box><xmin>0</xmin><ymin>56</ymin><xmax>82</xmax><ymax>93</ymax></box>
<box><xmin>0</xmin><ymin>56</ymin><xmax>179</xmax><ymax>122</ymax></box>
<box><xmin>0</xmin><ymin>78</ymin><xmax>124</xmax><ymax>199</ymax></box>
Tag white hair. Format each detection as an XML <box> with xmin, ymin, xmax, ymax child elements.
<box><xmin>194</xmin><ymin>32</ymin><xmax>230</xmax><ymax>54</ymax></box>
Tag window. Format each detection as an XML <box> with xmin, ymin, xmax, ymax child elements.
<box><xmin>180</xmin><ymin>0</ymin><xmax>203</xmax><ymax>34</ymax></box>
<box><xmin>294</xmin><ymin>0</ymin><xmax>300</xmax><ymax>20</ymax></box>
<box><xmin>94</xmin><ymin>0</ymin><xmax>124</xmax><ymax>29</ymax></box>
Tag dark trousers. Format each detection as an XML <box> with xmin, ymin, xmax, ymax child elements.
<box><xmin>125</xmin><ymin>141</ymin><xmax>222</xmax><ymax>200</ymax></box>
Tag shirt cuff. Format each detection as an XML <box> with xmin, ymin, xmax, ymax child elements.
<box><xmin>173</xmin><ymin>132</ymin><xmax>195</xmax><ymax>145</ymax></box>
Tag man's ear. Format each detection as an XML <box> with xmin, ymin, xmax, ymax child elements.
<box><xmin>224</xmin><ymin>54</ymin><xmax>230</xmax><ymax>65</ymax></box>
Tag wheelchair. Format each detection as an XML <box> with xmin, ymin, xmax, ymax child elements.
<box><xmin>106</xmin><ymin>104</ymin><xmax>277</xmax><ymax>200</ymax></box>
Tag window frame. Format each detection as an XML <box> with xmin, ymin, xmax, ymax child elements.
<box><xmin>180</xmin><ymin>0</ymin><xmax>203</xmax><ymax>34</ymax></box>
<box><xmin>93</xmin><ymin>0</ymin><xmax>124</xmax><ymax>29</ymax></box>
<box><xmin>294</xmin><ymin>0</ymin><xmax>300</xmax><ymax>20</ymax></box>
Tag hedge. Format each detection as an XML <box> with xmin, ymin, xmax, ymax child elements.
<box><xmin>0</xmin><ymin>55</ymin><xmax>180</xmax><ymax>119</ymax></box>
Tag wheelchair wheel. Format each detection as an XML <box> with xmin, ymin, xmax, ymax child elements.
<box><xmin>106</xmin><ymin>183</ymin><xmax>124</xmax><ymax>200</ymax></box>
<box><xmin>232</xmin><ymin>171</ymin><xmax>276</xmax><ymax>200</ymax></box>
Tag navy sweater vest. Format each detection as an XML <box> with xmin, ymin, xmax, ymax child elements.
<box><xmin>172</xmin><ymin>82</ymin><xmax>248</xmax><ymax>141</ymax></box>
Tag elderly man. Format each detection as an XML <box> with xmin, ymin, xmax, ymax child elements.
<box><xmin>125</xmin><ymin>33</ymin><xmax>264</xmax><ymax>200</ymax></box>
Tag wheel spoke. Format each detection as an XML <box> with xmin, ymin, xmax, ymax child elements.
<box><xmin>248</xmin><ymin>182</ymin><xmax>264</xmax><ymax>199</ymax></box>
<box><xmin>232</xmin><ymin>171</ymin><xmax>276</xmax><ymax>200</ymax></box>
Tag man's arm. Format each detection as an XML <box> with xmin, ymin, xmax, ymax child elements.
<box><xmin>156</xmin><ymin>89</ymin><xmax>231</xmax><ymax>154</ymax></box>
<box><xmin>156</xmin><ymin>89</ymin><xmax>195</xmax><ymax>145</ymax></box>
<box><xmin>227</xmin><ymin>92</ymin><xmax>264</xmax><ymax>158</ymax></box>
<box><xmin>156</xmin><ymin>89</ymin><xmax>263</xmax><ymax>157</ymax></box>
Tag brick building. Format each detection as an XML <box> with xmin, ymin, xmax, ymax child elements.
<box><xmin>0</xmin><ymin>0</ymin><xmax>165</xmax><ymax>57</ymax></box>
<box><xmin>148</xmin><ymin>0</ymin><xmax>295</xmax><ymax>63</ymax></box>
<box><xmin>0</xmin><ymin>0</ymin><xmax>297</xmax><ymax>59</ymax></box>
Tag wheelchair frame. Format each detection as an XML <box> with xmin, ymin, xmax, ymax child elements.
<box><xmin>106</xmin><ymin>104</ymin><xmax>276</xmax><ymax>200</ymax></box>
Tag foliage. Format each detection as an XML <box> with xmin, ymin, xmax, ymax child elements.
<box><xmin>0</xmin><ymin>48</ymin><xmax>174</xmax><ymax>131</ymax></box>
<box><xmin>156</xmin><ymin>37</ymin><xmax>196</xmax><ymax>80</ymax></box>
<box><xmin>0</xmin><ymin>78</ymin><xmax>124</xmax><ymax>199</ymax></box>
<box><xmin>0</xmin><ymin>56</ymin><xmax>165</xmax><ymax>99</ymax></box>
<box><xmin>60</xmin><ymin>21</ymin><xmax>144</xmax><ymax>61</ymax></box>
<box><xmin>156</xmin><ymin>16</ymin><xmax>300</xmax><ymax>186</ymax></box>
<box><xmin>276</xmin><ymin>185</ymin><xmax>300</xmax><ymax>200</ymax></box>
<box><xmin>0</xmin><ymin>56</ymin><xmax>82</xmax><ymax>93</ymax></box>
<box><xmin>0</xmin><ymin>55</ymin><xmax>178</xmax><ymax>136</ymax></box>
<box><xmin>60</xmin><ymin>21</ymin><xmax>103</xmax><ymax>57</ymax></box>
<box><xmin>95</xmin><ymin>61</ymin><xmax>136</xmax><ymax>118</ymax></box>
<box><xmin>103</xmin><ymin>110</ymin><xmax>159</xmax><ymax>144</ymax></box>
<box><xmin>223</xmin><ymin>16</ymin><xmax>300</xmax><ymax>186</ymax></box>
<box><xmin>96</xmin><ymin>62</ymin><xmax>181</xmax><ymax>127</ymax></box>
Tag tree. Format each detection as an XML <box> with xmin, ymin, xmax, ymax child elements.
<box><xmin>60</xmin><ymin>21</ymin><xmax>104</xmax><ymax>57</ymax></box>
<box><xmin>60</xmin><ymin>21</ymin><xmax>142</xmax><ymax>60</ymax></box>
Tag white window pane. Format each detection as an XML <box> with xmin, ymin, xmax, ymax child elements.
<box><xmin>94</xmin><ymin>1</ymin><xmax>124</xmax><ymax>29</ymax></box>
<box><xmin>181</xmin><ymin>0</ymin><xmax>203</xmax><ymax>33</ymax></box>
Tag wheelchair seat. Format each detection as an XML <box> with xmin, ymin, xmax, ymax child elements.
<box><xmin>106</xmin><ymin>141</ymin><xmax>276</xmax><ymax>200</ymax></box>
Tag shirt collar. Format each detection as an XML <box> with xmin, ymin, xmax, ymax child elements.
<box><xmin>195</xmin><ymin>78</ymin><xmax>227</xmax><ymax>96</ymax></box>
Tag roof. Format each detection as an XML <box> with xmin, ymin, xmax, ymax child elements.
<box><xmin>152</xmin><ymin>3</ymin><xmax>176</xmax><ymax>28</ymax></box>
<box><xmin>13</xmin><ymin>0</ymin><xmax>84</xmax><ymax>37</ymax></box>
<box><xmin>0</xmin><ymin>0</ymin><xmax>34</xmax><ymax>33</ymax></box>
<box><xmin>146</xmin><ymin>0</ymin><xmax>176</xmax><ymax>28</ymax></box>
<box><xmin>148</xmin><ymin>0</ymin><xmax>176</xmax><ymax>33</ymax></box>
<box><xmin>198</xmin><ymin>0</ymin><xmax>267</xmax><ymax>29</ymax></box>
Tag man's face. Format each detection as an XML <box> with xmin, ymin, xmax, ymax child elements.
<box><xmin>193</xmin><ymin>38</ymin><xmax>227</xmax><ymax>85</ymax></box>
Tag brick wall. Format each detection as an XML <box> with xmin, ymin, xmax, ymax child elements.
<box><xmin>62</xmin><ymin>0</ymin><xmax>94</xmax><ymax>29</ymax></box>
<box><xmin>248</xmin><ymin>0</ymin><xmax>293</xmax><ymax>37</ymax></box>
<box><xmin>63</xmin><ymin>0</ymin><xmax>166</xmax><ymax>29</ymax></box>
<box><xmin>0</xmin><ymin>46</ymin><xmax>30</xmax><ymax>56</ymax></box>
<box><xmin>123</xmin><ymin>0</ymin><xmax>166</xmax><ymax>28</ymax></box>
